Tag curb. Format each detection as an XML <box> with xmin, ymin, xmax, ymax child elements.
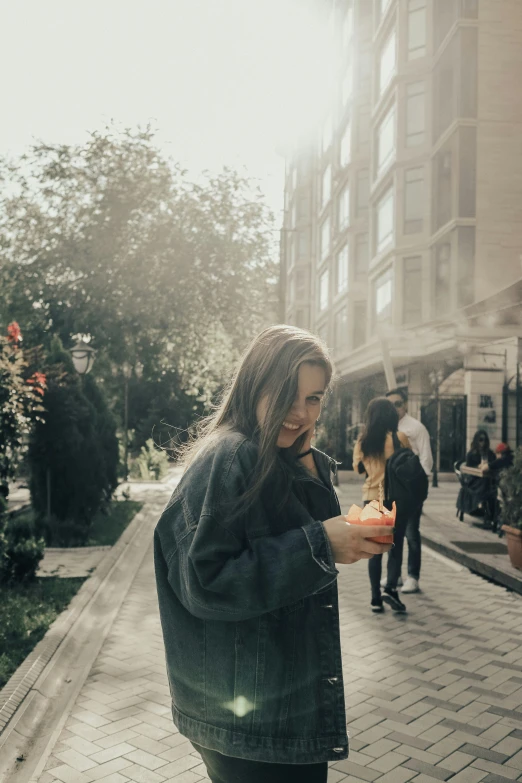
<box><xmin>0</xmin><ymin>498</ymin><xmax>157</xmax><ymax>734</ymax></box>
<box><xmin>421</xmin><ymin>524</ymin><xmax>522</xmax><ymax>596</ymax></box>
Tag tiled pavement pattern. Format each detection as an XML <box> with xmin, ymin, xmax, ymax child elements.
<box><xmin>39</xmin><ymin>512</ymin><xmax>522</xmax><ymax>782</ymax></box>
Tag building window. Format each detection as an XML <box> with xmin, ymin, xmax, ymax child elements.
<box><xmin>322</xmin><ymin>165</ymin><xmax>332</xmax><ymax>209</ymax></box>
<box><xmin>340</xmin><ymin>122</ymin><xmax>351</xmax><ymax>167</ymax></box>
<box><xmin>376</xmin><ymin>187</ymin><xmax>394</xmax><ymax>252</ymax></box>
<box><xmin>379</xmin><ymin>29</ymin><xmax>396</xmax><ymax>96</ymax></box>
<box><xmin>378</xmin><ymin>0</ymin><xmax>392</xmax><ymax>22</ymax></box>
<box><xmin>457</xmin><ymin>227</ymin><xmax>475</xmax><ymax>307</ymax></box>
<box><xmin>336</xmin><ymin>245</ymin><xmax>349</xmax><ymax>294</ymax></box>
<box><xmin>295</xmin><ymin>309</ymin><xmax>306</xmax><ymax>329</ymax></box>
<box><xmin>356</xmin><ymin>170</ymin><xmax>369</xmax><ymax>217</ymax></box>
<box><xmin>374</xmin><ymin>267</ymin><xmax>393</xmax><ymax>326</ymax></box>
<box><xmin>459</xmin><ymin>127</ymin><xmax>476</xmax><ymax>218</ymax></box>
<box><xmin>434</xmin><ymin>243</ymin><xmax>451</xmax><ymax>316</ymax></box>
<box><xmin>289</xmin><ymin>236</ymin><xmax>296</xmax><ymax>267</ymax></box>
<box><xmin>434</xmin><ymin>148</ymin><xmax>453</xmax><ymax>232</ymax></box>
<box><xmin>404</xmin><ymin>167</ymin><xmax>424</xmax><ymax>234</ymax></box>
<box><xmin>377</xmin><ymin>104</ymin><xmax>396</xmax><ymax>174</ymax></box>
<box><xmin>322</xmin><ymin>115</ymin><xmax>333</xmax><ymax>153</ymax></box>
<box><xmin>353</xmin><ymin>301</ymin><xmax>367</xmax><ymax>348</ymax></box>
<box><xmin>291</xmin><ymin>167</ymin><xmax>297</xmax><ymax>191</ymax></box>
<box><xmin>298</xmin><ymin>230</ymin><xmax>309</xmax><ymax>259</ymax></box>
<box><xmin>355</xmin><ymin>234</ymin><xmax>369</xmax><ymax>280</ymax></box>
<box><xmin>334</xmin><ymin>306</ymin><xmax>349</xmax><ymax>350</ymax></box>
<box><xmin>406</xmin><ymin>82</ymin><xmax>425</xmax><ymax>147</ymax></box>
<box><xmin>342</xmin><ymin>60</ymin><xmax>353</xmax><ymax>104</ymax></box>
<box><xmin>291</xmin><ymin>202</ymin><xmax>297</xmax><ymax>229</ymax></box>
<box><xmin>461</xmin><ymin>0</ymin><xmax>478</xmax><ymax>18</ymax></box>
<box><xmin>403</xmin><ymin>256</ymin><xmax>423</xmax><ymax>324</ymax></box>
<box><xmin>357</xmin><ymin>109</ymin><xmax>370</xmax><ymax>151</ymax></box>
<box><xmin>297</xmin><ymin>193</ymin><xmax>310</xmax><ymax>222</ymax></box>
<box><xmin>342</xmin><ymin>2</ymin><xmax>354</xmax><ymax>46</ymax></box>
<box><xmin>320</xmin><ymin>217</ymin><xmax>331</xmax><ymax>261</ymax></box>
<box><xmin>319</xmin><ymin>269</ymin><xmax>329</xmax><ymax>312</ymax></box>
<box><xmin>407</xmin><ymin>0</ymin><xmax>427</xmax><ymax>60</ymax></box>
<box><xmin>338</xmin><ymin>185</ymin><xmax>350</xmax><ymax>232</ymax></box>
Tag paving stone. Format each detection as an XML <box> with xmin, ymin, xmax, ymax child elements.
<box><xmin>118</xmin><ymin>763</ymin><xmax>167</xmax><ymax>782</ymax></box>
<box><xmin>331</xmin><ymin>759</ymin><xmax>381</xmax><ymax>780</ymax></box>
<box><xmin>437</xmin><ymin>751</ymin><xmax>476</xmax><ymax>772</ymax></box>
<box><xmin>386</xmin><ymin>732</ymin><xmax>433</xmax><ymax>751</ymax></box>
<box><xmin>87</xmin><ymin>758</ymin><xmax>135</xmax><ymax>780</ymax></box>
<box><xmin>445</xmin><ymin>769</ymin><xmax>488</xmax><ymax>783</ymax></box>
<box><xmin>403</xmin><ymin>758</ymin><xmax>453</xmax><ymax>780</ymax></box>
<box><xmin>458</xmin><ymin>744</ymin><xmax>510</xmax><ymax>764</ymax></box>
<box><xmin>471</xmin><ymin>761</ymin><xmax>520</xmax><ymax>780</ymax></box>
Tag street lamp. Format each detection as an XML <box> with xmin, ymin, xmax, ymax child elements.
<box><xmin>122</xmin><ymin>361</ymin><xmax>133</xmax><ymax>481</ymax></box>
<box><xmin>70</xmin><ymin>341</ymin><xmax>96</xmax><ymax>375</ymax></box>
<box><xmin>429</xmin><ymin>368</ymin><xmax>445</xmax><ymax>489</ymax></box>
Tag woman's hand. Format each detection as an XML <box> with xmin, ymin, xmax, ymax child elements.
<box><xmin>323</xmin><ymin>515</ymin><xmax>393</xmax><ymax>565</ymax></box>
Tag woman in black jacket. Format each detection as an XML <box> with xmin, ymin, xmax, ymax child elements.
<box><xmin>154</xmin><ymin>325</ymin><xmax>394</xmax><ymax>783</ymax></box>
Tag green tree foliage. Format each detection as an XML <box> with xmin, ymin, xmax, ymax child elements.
<box><xmin>28</xmin><ymin>337</ymin><xmax>119</xmax><ymax>545</ymax></box>
<box><xmin>0</xmin><ymin>126</ymin><xmax>278</xmax><ymax>444</ymax></box>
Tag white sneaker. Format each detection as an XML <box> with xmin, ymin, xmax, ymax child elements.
<box><xmin>401</xmin><ymin>577</ymin><xmax>419</xmax><ymax>594</ymax></box>
<box><xmin>381</xmin><ymin>576</ymin><xmax>403</xmax><ymax>588</ymax></box>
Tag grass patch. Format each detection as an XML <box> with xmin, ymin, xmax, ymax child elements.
<box><xmin>0</xmin><ymin>577</ymin><xmax>85</xmax><ymax>690</ymax></box>
<box><xmin>11</xmin><ymin>500</ymin><xmax>143</xmax><ymax>548</ymax></box>
<box><xmin>86</xmin><ymin>500</ymin><xmax>143</xmax><ymax>546</ymax></box>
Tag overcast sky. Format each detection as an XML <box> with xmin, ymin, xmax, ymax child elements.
<box><xmin>1</xmin><ymin>0</ymin><xmax>332</xmax><ymax>219</ymax></box>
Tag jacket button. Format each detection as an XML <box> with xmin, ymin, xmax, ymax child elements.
<box><xmin>332</xmin><ymin>747</ymin><xmax>345</xmax><ymax>753</ymax></box>
<box><xmin>327</xmin><ymin>677</ymin><xmax>339</xmax><ymax>684</ymax></box>
<box><xmin>322</xmin><ymin>604</ymin><xmax>333</xmax><ymax>609</ymax></box>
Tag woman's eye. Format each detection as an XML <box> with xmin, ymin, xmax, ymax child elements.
<box><xmin>307</xmin><ymin>396</ymin><xmax>321</xmax><ymax>404</ymax></box>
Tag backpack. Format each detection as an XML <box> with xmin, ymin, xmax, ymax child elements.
<box><xmin>385</xmin><ymin>432</ymin><xmax>429</xmax><ymax>512</ymax></box>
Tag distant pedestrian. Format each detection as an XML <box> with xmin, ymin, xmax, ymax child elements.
<box><xmin>385</xmin><ymin>388</ymin><xmax>433</xmax><ymax>594</ymax></box>
<box><xmin>353</xmin><ymin>397</ymin><xmax>410</xmax><ymax>613</ymax></box>
<box><xmin>154</xmin><ymin>325</ymin><xmax>393</xmax><ymax>783</ymax></box>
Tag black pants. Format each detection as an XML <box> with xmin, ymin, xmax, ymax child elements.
<box><xmin>405</xmin><ymin>504</ymin><xmax>422</xmax><ymax>580</ymax></box>
<box><xmin>366</xmin><ymin>500</ymin><xmax>406</xmax><ymax>597</ymax></box>
<box><xmin>191</xmin><ymin>743</ymin><xmax>328</xmax><ymax>783</ymax></box>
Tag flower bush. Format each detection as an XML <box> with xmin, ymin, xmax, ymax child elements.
<box><xmin>0</xmin><ymin>323</ymin><xmax>46</xmax><ymax>582</ymax></box>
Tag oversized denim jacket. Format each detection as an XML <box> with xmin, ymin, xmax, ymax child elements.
<box><xmin>154</xmin><ymin>431</ymin><xmax>349</xmax><ymax>764</ymax></box>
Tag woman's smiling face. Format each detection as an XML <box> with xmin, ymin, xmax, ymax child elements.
<box><xmin>256</xmin><ymin>362</ymin><xmax>326</xmax><ymax>448</ymax></box>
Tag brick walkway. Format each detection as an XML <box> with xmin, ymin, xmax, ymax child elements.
<box><xmin>37</xmin><ymin>503</ymin><xmax>522</xmax><ymax>783</ymax></box>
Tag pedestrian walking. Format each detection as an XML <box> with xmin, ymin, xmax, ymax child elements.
<box><xmin>154</xmin><ymin>325</ymin><xmax>394</xmax><ymax>783</ymax></box>
<box><xmin>353</xmin><ymin>397</ymin><xmax>410</xmax><ymax>614</ymax></box>
<box><xmin>385</xmin><ymin>388</ymin><xmax>433</xmax><ymax>594</ymax></box>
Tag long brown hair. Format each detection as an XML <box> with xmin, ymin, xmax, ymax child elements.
<box><xmin>179</xmin><ymin>324</ymin><xmax>333</xmax><ymax>512</ymax></box>
<box><xmin>359</xmin><ymin>397</ymin><xmax>399</xmax><ymax>459</ymax></box>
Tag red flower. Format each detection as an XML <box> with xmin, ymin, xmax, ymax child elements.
<box><xmin>27</xmin><ymin>371</ymin><xmax>47</xmax><ymax>396</ymax></box>
<box><xmin>7</xmin><ymin>322</ymin><xmax>22</xmax><ymax>343</ymax></box>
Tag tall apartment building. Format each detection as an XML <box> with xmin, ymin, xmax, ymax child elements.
<box><xmin>281</xmin><ymin>0</ymin><xmax>522</xmax><ymax>467</ymax></box>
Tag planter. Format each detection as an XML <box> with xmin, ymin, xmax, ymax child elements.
<box><xmin>502</xmin><ymin>525</ymin><xmax>522</xmax><ymax>570</ymax></box>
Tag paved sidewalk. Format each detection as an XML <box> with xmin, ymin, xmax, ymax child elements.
<box><xmin>33</xmin><ymin>490</ymin><xmax>522</xmax><ymax>782</ymax></box>
<box><xmin>336</xmin><ymin>479</ymin><xmax>522</xmax><ymax>595</ymax></box>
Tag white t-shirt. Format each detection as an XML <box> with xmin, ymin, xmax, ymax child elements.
<box><xmin>398</xmin><ymin>413</ymin><xmax>433</xmax><ymax>475</ymax></box>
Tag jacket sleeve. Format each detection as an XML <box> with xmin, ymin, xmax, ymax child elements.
<box><xmin>353</xmin><ymin>439</ymin><xmax>365</xmax><ymax>473</ymax></box>
<box><xmin>157</xmin><ymin>442</ymin><xmax>339</xmax><ymax>622</ymax></box>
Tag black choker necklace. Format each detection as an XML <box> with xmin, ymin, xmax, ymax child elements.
<box><xmin>296</xmin><ymin>448</ymin><xmax>313</xmax><ymax>459</ymax></box>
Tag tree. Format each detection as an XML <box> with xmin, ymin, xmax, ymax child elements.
<box><xmin>0</xmin><ymin>126</ymin><xmax>277</xmax><ymax>433</ymax></box>
<box><xmin>28</xmin><ymin>337</ymin><xmax>119</xmax><ymax>545</ymax></box>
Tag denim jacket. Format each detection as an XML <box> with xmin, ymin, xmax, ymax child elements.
<box><xmin>154</xmin><ymin>431</ymin><xmax>348</xmax><ymax>764</ymax></box>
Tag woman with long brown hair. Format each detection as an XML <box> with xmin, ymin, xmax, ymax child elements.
<box><xmin>353</xmin><ymin>396</ymin><xmax>411</xmax><ymax>613</ymax></box>
<box><xmin>154</xmin><ymin>325</ymin><xmax>393</xmax><ymax>783</ymax></box>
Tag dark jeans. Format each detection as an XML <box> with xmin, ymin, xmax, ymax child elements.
<box><xmin>366</xmin><ymin>500</ymin><xmax>406</xmax><ymax>597</ymax></box>
<box><xmin>191</xmin><ymin>743</ymin><xmax>328</xmax><ymax>783</ymax></box>
<box><xmin>405</xmin><ymin>504</ymin><xmax>422</xmax><ymax>580</ymax></box>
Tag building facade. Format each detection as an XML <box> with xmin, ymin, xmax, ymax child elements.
<box><xmin>281</xmin><ymin>0</ymin><xmax>522</xmax><ymax>468</ymax></box>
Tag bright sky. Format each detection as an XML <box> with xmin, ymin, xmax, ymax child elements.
<box><xmin>1</xmin><ymin>0</ymin><xmax>333</xmax><ymax>220</ymax></box>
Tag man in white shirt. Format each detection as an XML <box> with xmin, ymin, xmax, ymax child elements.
<box><xmin>386</xmin><ymin>389</ymin><xmax>433</xmax><ymax>594</ymax></box>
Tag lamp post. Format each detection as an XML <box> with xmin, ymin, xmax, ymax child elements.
<box><xmin>122</xmin><ymin>361</ymin><xmax>132</xmax><ymax>481</ymax></box>
<box><xmin>70</xmin><ymin>341</ymin><xmax>96</xmax><ymax>375</ymax></box>
<box><xmin>429</xmin><ymin>368</ymin><xmax>444</xmax><ymax>488</ymax></box>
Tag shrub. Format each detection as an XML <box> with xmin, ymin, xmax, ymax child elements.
<box><xmin>0</xmin><ymin>513</ymin><xmax>45</xmax><ymax>584</ymax></box>
<box><xmin>130</xmin><ymin>439</ymin><xmax>169</xmax><ymax>481</ymax></box>
<box><xmin>499</xmin><ymin>446</ymin><xmax>522</xmax><ymax>531</ymax></box>
<box><xmin>28</xmin><ymin>337</ymin><xmax>119</xmax><ymax>544</ymax></box>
